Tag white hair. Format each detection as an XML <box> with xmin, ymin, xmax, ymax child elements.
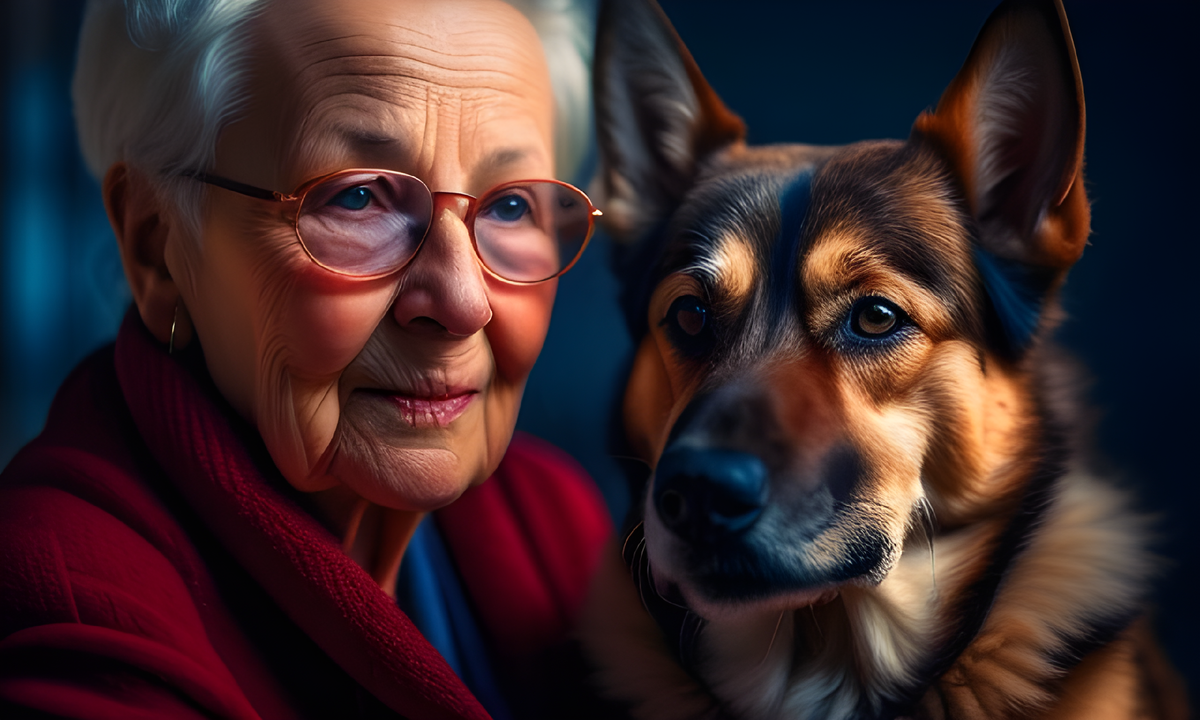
<box><xmin>72</xmin><ymin>0</ymin><xmax>595</xmax><ymax>240</ymax></box>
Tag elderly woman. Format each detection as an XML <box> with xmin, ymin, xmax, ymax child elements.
<box><xmin>0</xmin><ymin>0</ymin><xmax>611</xmax><ymax>718</ymax></box>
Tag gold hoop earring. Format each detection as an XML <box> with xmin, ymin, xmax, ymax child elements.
<box><xmin>169</xmin><ymin>304</ymin><xmax>179</xmax><ymax>355</ymax></box>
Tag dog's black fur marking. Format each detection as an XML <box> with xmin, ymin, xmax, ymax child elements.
<box><xmin>974</xmin><ymin>248</ymin><xmax>1060</xmax><ymax>355</ymax></box>
<box><xmin>767</xmin><ymin>170</ymin><xmax>814</xmax><ymax>327</ymax></box>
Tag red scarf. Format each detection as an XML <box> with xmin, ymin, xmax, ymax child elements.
<box><xmin>112</xmin><ymin>312</ymin><xmax>610</xmax><ymax>718</ymax></box>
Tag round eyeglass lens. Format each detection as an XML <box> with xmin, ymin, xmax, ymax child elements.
<box><xmin>296</xmin><ymin>171</ymin><xmax>433</xmax><ymax>276</ymax></box>
<box><xmin>473</xmin><ymin>181</ymin><xmax>592</xmax><ymax>283</ymax></box>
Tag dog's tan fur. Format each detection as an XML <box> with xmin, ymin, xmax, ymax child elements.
<box><xmin>581</xmin><ymin>1</ymin><xmax>1188</xmax><ymax>718</ymax></box>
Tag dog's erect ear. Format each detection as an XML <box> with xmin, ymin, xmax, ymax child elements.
<box><xmin>914</xmin><ymin>0</ymin><xmax>1088</xmax><ymax>273</ymax></box>
<box><xmin>593</xmin><ymin>0</ymin><xmax>746</xmax><ymax>245</ymax></box>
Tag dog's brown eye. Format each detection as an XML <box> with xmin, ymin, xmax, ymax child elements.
<box><xmin>858</xmin><ymin>303</ymin><xmax>896</xmax><ymax>334</ymax></box>
<box><xmin>665</xmin><ymin>295</ymin><xmax>708</xmax><ymax>336</ymax></box>
<box><xmin>675</xmin><ymin>301</ymin><xmax>706</xmax><ymax>335</ymax></box>
<box><xmin>662</xmin><ymin>294</ymin><xmax>715</xmax><ymax>356</ymax></box>
<box><xmin>850</xmin><ymin>297</ymin><xmax>904</xmax><ymax>338</ymax></box>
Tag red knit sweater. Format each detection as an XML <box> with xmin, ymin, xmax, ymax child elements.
<box><xmin>0</xmin><ymin>312</ymin><xmax>611</xmax><ymax>718</ymax></box>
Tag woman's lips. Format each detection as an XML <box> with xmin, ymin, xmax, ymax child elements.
<box><xmin>387</xmin><ymin>392</ymin><xmax>476</xmax><ymax>428</ymax></box>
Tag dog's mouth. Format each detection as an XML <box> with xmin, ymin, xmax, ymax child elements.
<box><xmin>626</xmin><ymin>518</ymin><xmax>845</xmax><ymax>625</ymax></box>
<box><xmin>625</xmin><ymin>518</ymin><xmax>848</xmax><ymax>670</ymax></box>
<box><xmin>634</xmin><ymin>488</ymin><xmax>897</xmax><ymax>625</ymax></box>
<box><xmin>651</xmin><ymin>559</ymin><xmax>844</xmax><ymax>621</ymax></box>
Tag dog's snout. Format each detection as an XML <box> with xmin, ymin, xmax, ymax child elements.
<box><xmin>653</xmin><ymin>447</ymin><xmax>768</xmax><ymax>545</ymax></box>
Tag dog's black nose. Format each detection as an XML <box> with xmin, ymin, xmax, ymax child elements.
<box><xmin>653</xmin><ymin>447</ymin><xmax>768</xmax><ymax>545</ymax></box>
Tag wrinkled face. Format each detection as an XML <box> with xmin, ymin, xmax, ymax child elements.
<box><xmin>627</xmin><ymin>142</ymin><xmax>1040</xmax><ymax>619</ymax></box>
<box><xmin>168</xmin><ymin>0</ymin><xmax>558</xmax><ymax>509</ymax></box>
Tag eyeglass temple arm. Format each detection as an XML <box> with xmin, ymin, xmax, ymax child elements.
<box><xmin>181</xmin><ymin>170</ymin><xmax>287</xmax><ymax>201</ymax></box>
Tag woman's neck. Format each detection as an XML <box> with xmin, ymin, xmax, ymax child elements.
<box><xmin>310</xmin><ymin>485</ymin><xmax>423</xmax><ymax>597</ymax></box>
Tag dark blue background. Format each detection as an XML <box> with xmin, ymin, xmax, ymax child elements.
<box><xmin>2</xmin><ymin>0</ymin><xmax>1196</xmax><ymax>699</ymax></box>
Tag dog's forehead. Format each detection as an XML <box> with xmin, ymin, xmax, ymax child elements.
<box><xmin>668</xmin><ymin>140</ymin><xmax>976</xmax><ymax>326</ymax></box>
<box><xmin>669</xmin><ymin>144</ymin><xmax>828</xmax><ymax>263</ymax></box>
<box><xmin>804</xmin><ymin>143</ymin><xmax>975</xmax><ymax>304</ymax></box>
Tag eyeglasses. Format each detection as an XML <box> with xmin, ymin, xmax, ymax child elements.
<box><xmin>183</xmin><ymin>168</ymin><xmax>601</xmax><ymax>284</ymax></box>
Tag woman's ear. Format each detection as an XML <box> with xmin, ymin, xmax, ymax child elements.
<box><xmin>103</xmin><ymin>162</ymin><xmax>193</xmax><ymax>349</ymax></box>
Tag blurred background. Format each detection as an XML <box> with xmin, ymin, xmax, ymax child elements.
<box><xmin>2</xmin><ymin>0</ymin><xmax>1196</xmax><ymax>699</ymax></box>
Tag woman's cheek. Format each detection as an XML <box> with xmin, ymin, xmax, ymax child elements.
<box><xmin>281</xmin><ymin>270</ymin><xmax>396</xmax><ymax>378</ymax></box>
<box><xmin>478</xmin><ymin>279</ymin><xmax>556</xmax><ymax>480</ymax></box>
<box><xmin>485</xmin><ymin>278</ymin><xmax>556</xmax><ymax>382</ymax></box>
<box><xmin>183</xmin><ymin>220</ymin><xmax>278</xmax><ymax>422</ymax></box>
<box><xmin>269</xmin><ymin>273</ymin><xmax>397</xmax><ymax>483</ymax></box>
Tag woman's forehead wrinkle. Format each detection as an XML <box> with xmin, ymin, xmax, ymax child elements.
<box><xmin>281</xmin><ymin>98</ymin><xmax>410</xmax><ymax>183</ymax></box>
<box><xmin>240</xmin><ymin>0</ymin><xmax>553</xmax><ymax>191</ymax></box>
<box><xmin>296</xmin><ymin>51</ymin><xmax>544</xmax><ymax>96</ymax></box>
<box><xmin>280</xmin><ymin>75</ymin><xmax>535</xmax><ymax>178</ymax></box>
<box><xmin>288</xmin><ymin>11</ymin><xmax>545</xmax><ymax>86</ymax></box>
<box><xmin>296</xmin><ymin>40</ymin><xmax>541</xmax><ymax>124</ymax></box>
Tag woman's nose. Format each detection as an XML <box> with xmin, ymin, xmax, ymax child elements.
<box><xmin>390</xmin><ymin>196</ymin><xmax>492</xmax><ymax>336</ymax></box>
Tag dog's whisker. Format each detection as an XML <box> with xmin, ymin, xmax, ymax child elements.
<box><xmin>627</xmin><ymin>531</ymin><xmax>657</xmax><ymax>617</ymax></box>
<box><xmin>641</xmin><ymin>546</ymin><xmax>694</xmax><ymax>611</ymax></box>
<box><xmin>681</xmin><ymin>611</ymin><xmax>705</xmax><ymax>662</ymax></box>
<box><xmin>631</xmin><ymin>537</ymin><xmax>694</xmax><ymax>612</ymax></box>
<box><xmin>657</xmin><ymin>591</ymin><xmax>689</xmax><ymax>611</ymax></box>
<box><xmin>927</xmin><ymin>534</ymin><xmax>938</xmax><ymax>598</ymax></box>
<box><xmin>637</xmin><ymin>541</ymin><xmax>661</xmax><ymax>608</ymax></box>
<box><xmin>809</xmin><ymin>605</ymin><xmax>822</xmax><ymax>640</ymax></box>
<box><xmin>755</xmin><ymin>611</ymin><xmax>787</xmax><ymax>669</ymax></box>
<box><xmin>609</xmin><ymin>453</ymin><xmax>652</xmax><ymax>468</ymax></box>
<box><xmin>917</xmin><ymin>497</ymin><xmax>939</xmax><ymax>597</ymax></box>
<box><xmin>621</xmin><ymin>521</ymin><xmax>645</xmax><ymax>559</ymax></box>
<box><xmin>634</xmin><ymin>571</ymin><xmax>654</xmax><ymax>617</ymax></box>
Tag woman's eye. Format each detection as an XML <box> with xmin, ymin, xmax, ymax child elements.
<box><xmin>662</xmin><ymin>294</ymin><xmax>715</xmax><ymax>356</ymax></box>
<box><xmin>485</xmin><ymin>194</ymin><xmax>530</xmax><ymax>222</ymax></box>
<box><xmin>849</xmin><ymin>297</ymin><xmax>904</xmax><ymax>339</ymax></box>
<box><xmin>329</xmin><ymin>186</ymin><xmax>373</xmax><ymax>210</ymax></box>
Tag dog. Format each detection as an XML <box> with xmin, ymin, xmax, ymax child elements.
<box><xmin>579</xmin><ymin>0</ymin><xmax>1188</xmax><ymax>718</ymax></box>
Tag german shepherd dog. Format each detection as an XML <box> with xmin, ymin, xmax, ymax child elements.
<box><xmin>579</xmin><ymin>0</ymin><xmax>1188</xmax><ymax>718</ymax></box>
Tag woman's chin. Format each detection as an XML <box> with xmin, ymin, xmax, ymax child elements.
<box><xmin>267</xmin><ymin>379</ymin><xmax>516</xmax><ymax>511</ymax></box>
<box><xmin>331</xmin><ymin>443</ymin><xmax>479</xmax><ymax>511</ymax></box>
<box><xmin>322</xmin><ymin>403</ymin><xmax>492</xmax><ymax>511</ymax></box>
